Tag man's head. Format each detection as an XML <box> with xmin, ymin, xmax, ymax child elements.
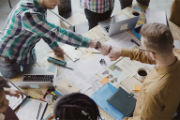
<box><xmin>0</xmin><ymin>77</ymin><xmax>10</xmax><ymax>113</ymax></box>
<box><xmin>38</xmin><ymin>0</ymin><xmax>60</xmax><ymax>9</ymax></box>
<box><xmin>140</xmin><ymin>23</ymin><xmax>174</xmax><ymax>60</ymax></box>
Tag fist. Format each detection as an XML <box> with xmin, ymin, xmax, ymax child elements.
<box><xmin>109</xmin><ymin>47</ymin><xmax>122</xmax><ymax>61</ymax></box>
<box><xmin>98</xmin><ymin>43</ymin><xmax>112</xmax><ymax>56</ymax></box>
<box><xmin>53</xmin><ymin>47</ymin><xmax>65</xmax><ymax>58</ymax></box>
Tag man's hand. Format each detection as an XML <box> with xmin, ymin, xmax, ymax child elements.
<box><xmin>109</xmin><ymin>47</ymin><xmax>122</xmax><ymax>61</ymax></box>
<box><xmin>6</xmin><ymin>89</ymin><xmax>24</xmax><ymax>99</ymax></box>
<box><xmin>53</xmin><ymin>47</ymin><xmax>65</xmax><ymax>58</ymax></box>
<box><xmin>98</xmin><ymin>43</ymin><xmax>112</xmax><ymax>56</ymax></box>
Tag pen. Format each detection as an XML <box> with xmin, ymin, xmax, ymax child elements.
<box><xmin>131</xmin><ymin>39</ymin><xmax>140</xmax><ymax>47</ymax></box>
<box><xmin>36</xmin><ymin>103</ymin><xmax>41</xmax><ymax>120</ymax></box>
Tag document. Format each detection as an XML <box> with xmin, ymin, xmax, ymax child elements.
<box><xmin>105</xmin><ymin>32</ymin><xmax>140</xmax><ymax>49</ymax></box>
<box><xmin>84</xmin><ymin>81</ymin><xmax>102</xmax><ymax>97</ymax></box>
<box><xmin>145</xmin><ymin>8</ymin><xmax>168</xmax><ymax>26</ymax></box>
<box><xmin>54</xmin><ymin>71</ymin><xmax>91</xmax><ymax>93</ymax></box>
<box><xmin>116</xmin><ymin>57</ymin><xmax>146</xmax><ymax>77</ymax></box>
<box><xmin>16</xmin><ymin>99</ymin><xmax>47</xmax><ymax>120</ymax></box>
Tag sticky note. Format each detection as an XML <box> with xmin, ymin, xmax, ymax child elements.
<box><xmin>112</xmin><ymin>69</ymin><xmax>122</xmax><ymax>78</ymax></box>
<box><xmin>47</xmin><ymin>64</ymin><xmax>57</xmax><ymax>73</ymax></box>
<box><xmin>135</xmin><ymin>85</ymin><xmax>142</xmax><ymax>92</ymax></box>
<box><xmin>29</xmin><ymin>84</ymin><xmax>39</xmax><ymax>88</ymax></box>
<box><xmin>100</xmin><ymin>77</ymin><xmax>110</xmax><ymax>85</ymax></box>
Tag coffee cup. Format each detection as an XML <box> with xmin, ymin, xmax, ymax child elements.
<box><xmin>137</xmin><ymin>68</ymin><xmax>149</xmax><ymax>82</ymax></box>
<box><xmin>132</xmin><ymin>10</ymin><xmax>141</xmax><ymax>17</ymax></box>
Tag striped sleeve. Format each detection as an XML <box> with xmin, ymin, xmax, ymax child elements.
<box><xmin>42</xmin><ymin>37</ymin><xmax>59</xmax><ymax>50</ymax></box>
<box><xmin>22</xmin><ymin>12</ymin><xmax>91</xmax><ymax>48</ymax></box>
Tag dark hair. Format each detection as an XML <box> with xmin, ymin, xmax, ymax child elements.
<box><xmin>0</xmin><ymin>76</ymin><xmax>10</xmax><ymax>89</ymax></box>
<box><xmin>140</xmin><ymin>23</ymin><xmax>174</xmax><ymax>55</ymax></box>
<box><xmin>53</xmin><ymin>93</ymin><xmax>101</xmax><ymax>120</ymax></box>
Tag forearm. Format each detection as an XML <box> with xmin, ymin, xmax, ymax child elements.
<box><xmin>121</xmin><ymin>48</ymin><xmax>155</xmax><ymax>64</ymax></box>
<box><xmin>22</xmin><ymin>13</ymin><xmax>91</xmax><ymax>48</ymax></box>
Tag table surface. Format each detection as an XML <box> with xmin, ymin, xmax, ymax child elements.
<box><xmin>10</xmin><ymin>3</ymin><xmax>180</xmax><ymax>120</ymax></box>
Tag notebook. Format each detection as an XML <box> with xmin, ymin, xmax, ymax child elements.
<box><xmin>107</xmin><ymin>87</ymin><xmax>137</xmax><ymax>117</ymax></box>
<box><xmin>16</xmin><ymin>98</ymin><xmax>48</xmax><ymax>120</ymax></box>
<box><xmin>91</xmin><ymin>83</ymin><xmax>125</xmax><ymax>120</ymax></box>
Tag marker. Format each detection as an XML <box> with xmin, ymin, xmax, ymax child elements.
<box><xmin>43</xmin><ymin>91</ymin><xmax>50</xmax><ymax>99</ymax></box>
<box><xmin>36</xmin><ymin>103</ymin><xmax>41</xmax><ymax>120</ymax></box>
<box><xmin>131</xmin><ymin>39</ymin><xmax>140</xmax><ymax>47</ymax></box>
<box><xmin>54</xmin><ymin>90</ymin><xmax>62</xmax><ymax>96</ymax></box>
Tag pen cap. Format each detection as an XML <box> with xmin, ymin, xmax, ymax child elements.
<box><xmin>47</xmin><ymin>57</ymin><xmax>66</xmax><ymax>66</ymax></box>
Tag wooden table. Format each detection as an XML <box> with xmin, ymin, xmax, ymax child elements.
<box><xmin>10</xmin><ymin>3</ymin><xmax>180</xmax><ymax>120</ymax></box>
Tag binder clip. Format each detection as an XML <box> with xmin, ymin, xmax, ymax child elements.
<box><xmin>100</xmin><ymin>59</ymin><xmax>106</xmax><ymax>65</ymax></box>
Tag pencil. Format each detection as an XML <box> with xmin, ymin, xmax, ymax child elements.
<box><xmin>36</xmin><ymin>103</ymin><xmax>41</xmax><ymax>120</ymax></box>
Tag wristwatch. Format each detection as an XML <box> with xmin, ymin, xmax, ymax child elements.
<box><xmin>95</xmin><ymin>41</ymin><xmax>101</xmax><ymax>50</ymax></box>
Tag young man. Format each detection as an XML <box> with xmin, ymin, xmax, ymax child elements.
<box><xmin>0</xmin><ymin>77</ymin><xmax>24</xmax><ymax>120</ymax></box>
<box><xmin>109</xmin><ymin>23</ymin><xmax>180</xmax><ymax>119</ymax></box>
<box><xmin>0</xmin><ymin>0</ymin><xmax>111</xmax><ymax>79</ymax></box>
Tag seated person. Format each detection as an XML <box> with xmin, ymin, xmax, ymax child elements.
<box><xmin>109</xmin><ymin>23</ymin><xmax>180</xmax><ymax>119</ymax></box>
<box><xmin>52</xmin><ymin>93</ymin><xmax>101</xmax><ymax>120</ymax></box>
<box><xmin>0</xmin><ymin>77</ymin><xmax>23</xmax><ymax>120</ymax></box>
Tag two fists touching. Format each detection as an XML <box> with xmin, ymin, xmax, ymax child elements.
<box><xmin>54</xmin><ymin>44</ymin><xmax>121</xmax><ymax>61</ymax></box>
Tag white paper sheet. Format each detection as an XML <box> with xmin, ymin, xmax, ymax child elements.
<box><xmin>66</xmin><ymin>54</ymin><xmax>115</xmax><ymax>82</ymax></box>
<box><xmin>54</xmin><ymin>71</ymin><xmax>91</xmax><ymax>93</ymax></box>
<box><xmin>105</xmin><ymin>31</ymin><xmax>140</xmax><ymax>49</ymax></box>
<box><xmin>16</xmin><ymin>99</ymin><xmax>47</xmax><ymax>120</ymax></box>
<box><xmin>174</xmin><ymin>40</ymin><xmax>180</xmax><ymax>49</ymax></box>
<box><xmin>84</xmin><ymin>81</ymin><xmax>102</xmax><ymax>96</ymax></box>
<box><xmin>145</xmin><ymin>8</ymin><xmax>167</xmax><ymax>25</ymax></box>
<box><xmin>116</xmin><ymin>57</ymin><xmax>146</xmax><ymax>77</ymax></box>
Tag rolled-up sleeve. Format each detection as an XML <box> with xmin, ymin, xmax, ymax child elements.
<box><xmin>121</xmin><ymin>48</ymin><xmax>156</xmax><ymax>64</ymax></box>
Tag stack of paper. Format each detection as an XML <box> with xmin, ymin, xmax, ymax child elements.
<box><xmin>145</xmin><ymin>9</ymin><xmax>168</xmax><ymax>26</ymax></box>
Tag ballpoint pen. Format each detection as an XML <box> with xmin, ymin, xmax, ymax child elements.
<box><xmin>36</xmin><ymin>103</ymin><xmax>41</xmax><ymax>120</ymax></box>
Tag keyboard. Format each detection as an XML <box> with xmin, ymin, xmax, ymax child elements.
<box><xmin>23</xmin><ymin>75</ymin><xmax>54</xmax><ymax>82</ymax></box>
<box><xmin>104</xmin><ymin>25</ymin><xmax>110</xmax><ymax>33</ymax></box>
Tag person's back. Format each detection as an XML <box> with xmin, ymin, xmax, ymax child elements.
<box><xmin>0</xmin><ymin>0</ymin><xmax>48</xmax><ymax>64</ymax></box>
<box><xmin>109</xmin><ymin>23</ymin><xmax>180</xmax><ymax>119</ymax></box>
<box><xmin>134</xmin><ymin>61</ymin><xmax>180</xmax><ymax>119</ymax></box>
<box><xmin>53</xmin><ymin>93</ymin><xmax>102</xmax><ymax>120</ymax></box>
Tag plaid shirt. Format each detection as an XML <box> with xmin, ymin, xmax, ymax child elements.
<box><xmin>80</xmin><ymin>0</ymin><xmax>115</xmax><ymax>13</ymax></box>
<box><xmin>0</xmin><ymin>0</ymin><xmax>91</xmax><ymax>64</ymax></box>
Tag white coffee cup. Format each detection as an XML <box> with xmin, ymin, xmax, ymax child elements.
<box><xmin>137</xmin><ymin>68</ymin><xmax>149</xmax><ymax>82</ymax></box>
<box><xmin>131</xmin><ymin>9</ymin><xmax>141</xmax><ymax>17</ymax></box>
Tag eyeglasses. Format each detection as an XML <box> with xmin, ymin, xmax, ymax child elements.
<box><xmin>138</xmin><ymin>45</ymin><xmax>156</xmax><ymax>54</ymax></box>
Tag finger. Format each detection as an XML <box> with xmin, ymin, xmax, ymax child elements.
<box><xmin>111</xmin><ymin>58</ymin><xmax>116</xmax><ymax>61</ymax></box>
<box><xmin>17</xmin><ymin>91</ymin><xmax>24</xmax><ymax>99</ymax></box>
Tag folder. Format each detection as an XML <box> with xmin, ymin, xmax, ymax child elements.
<box><xmin>91</xmin><ymin>83</ymin><xmax>125</xmax><ymax>120</ymax></box>
<box><xmin>107</xmin><ymin>87</ymin><xmax>137</xmax><ymax>117</ymax></box>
